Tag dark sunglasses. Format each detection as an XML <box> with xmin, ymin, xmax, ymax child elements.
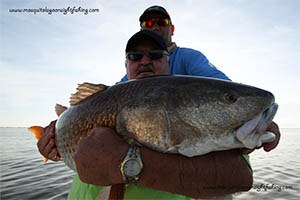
<box><xmin>127</xmin><ymin>50</ymin><xmax>168</xmax><ymax>61</ymax></box>
<box><xmin>141</xmin><ymin>18</ymin><xmax>169</xmax><ymax>28</ymax></box>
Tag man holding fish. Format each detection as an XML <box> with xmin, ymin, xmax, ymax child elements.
<box><xmin>35</xmin><ymin>5</ymin><xmax>280</xmax><ymax>200</ymax></box>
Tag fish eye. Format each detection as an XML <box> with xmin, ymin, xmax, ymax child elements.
<box><xmin>224</xmin><ymin>92</ymin><xmax>238</xmax><ymax>103</ymax></box>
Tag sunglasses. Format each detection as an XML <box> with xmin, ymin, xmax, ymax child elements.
<box><xmin>141</xmin><ymin>18</ymin><xmax>169</xmax><ymax>28</ymax></box>
<box><xmin>127</xmin><ymin>50</ymin><xmax>168</xmax><ymax>61</ymax></box>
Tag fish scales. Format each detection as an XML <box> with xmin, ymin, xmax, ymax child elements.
<box><xmin>55</xmin><ymin>75</ymin><xmax>277</xmax><ymax>171</ymax></box>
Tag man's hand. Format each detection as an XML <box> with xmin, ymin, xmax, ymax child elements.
<box><xmin>242</xmin><ymin>121</ymin><xmax>281</xmax><ymax>154</ymax></box>
<box><xmin>37</xmin><ymin>120</ymin><xmax>61</xmax><ymax>161</ymax></box>
<box><xmin>74</xmin><ymin>127</ymin><xmax>128</xmax><ymax>186</ymax></box>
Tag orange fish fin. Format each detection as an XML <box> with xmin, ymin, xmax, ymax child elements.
<box><xmin>43</xmin><ymin>157</ymin><xmax>49</xmax><ymax>163</ymax></box>
<box><xmin>55</xmin><ymin>104</ymin><xmax>68</xmax><ymax>116</ymax></box>
<box><xmin>28</xmin><ymin>126</ymin><xmax>44</xmax><ymax>140</ymax></box>
<box><xmin>70</xmin><ymin>82</ymin><xmax>108</xmax><ymax>106</ymax></box>
<box><xmin>28</xmin><ymin>126</ymin><xmax>50</xmax><ymax>164</ymax></box>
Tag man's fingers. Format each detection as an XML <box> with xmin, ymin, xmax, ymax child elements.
<box><xmin>37</xmin><ymin>121</ymin><xmax>56</xmax><ymax>153</ymax></box>
<box><xmin>241</xmin><ymin>148</ymin><xmax>254</xmax><ymax>154</ymax></box>
<box><xmin>48</xmin><ymin>148</ymin><xmax>61</xmax><ymax>161</ymax></box>
<box><xmin>39</xmin><ymin>138</ymin><xmax>55</xmax><ymax>158</ymax></box>
<box><xmin>263</xmin><ymin>131</ymin><xmax>279</xmax><ymax>151</ymax></box>
<box><xmin>263</xmin><ymin>143</ymin><xmax>274</xmax><ymax>152</ymax></box>
<box><xmin>262</xmin><ymin>122</ymin><xmax>280</xmax><ymax>152</ymax></box>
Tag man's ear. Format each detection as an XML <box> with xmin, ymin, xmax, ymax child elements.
<box><xmin>171</xmin><ymin>25</ymin><xmax>175</xmax><ymax>35</ymax></box>
<box><xmin>125</xmin><ymin>60</ymin><xmax>129</xmax><ymax>76</ymax></box>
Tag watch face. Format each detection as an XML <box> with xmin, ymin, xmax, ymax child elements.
<box><xmin>124</xmin><ymin>159</ymin><xmax>141</xmax><ymax>177</ymax></box>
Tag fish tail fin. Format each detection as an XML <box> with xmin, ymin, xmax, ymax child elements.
<box><xmin>28</xmin><ymin>126</ymin><xmax>49</xmax><ymax>163</ymax></box>
<box><xmin>28</xmin><ymin>126</ymin><xmax>44</xmax><ymax>140</ymax></box>
<box><xmin>43</xmin><ymin>157</ymin><xmax>48</xmax><ymax>163</ymax></box>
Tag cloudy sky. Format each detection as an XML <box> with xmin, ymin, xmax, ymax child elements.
<box><xmin>0</xmin><ymin>0</ymin><xmax>299</xmax><ymax>128</ymax></box>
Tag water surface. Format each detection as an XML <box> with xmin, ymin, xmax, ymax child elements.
<box><xmin>0</xmin><ymin>128</ymin><xmax>299</xmax><ymax>199</ymax></box>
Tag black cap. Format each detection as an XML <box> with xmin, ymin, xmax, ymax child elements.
<box><xmin>139</xmin><ymin>5</ymin><xmax>171</xmax><ymax>23</ymax></box>
<box><xmin>125</xmin><ymin>30</ymin><xmax>168</xmax><ymax>52</ymax></box>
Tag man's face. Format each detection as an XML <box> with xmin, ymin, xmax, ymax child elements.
<box><xmin>140</xmin><ymin>13</ymin><xmax>173</xmax><ymax>46</ymax></box>
<box><xmin>125</xmin><ymin>40</ymin><xmax>170</xmax><ymax>80</ymax></box>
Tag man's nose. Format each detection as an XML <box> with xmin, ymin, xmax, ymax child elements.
<box><xmin>140</xmin><ymin>53</ymin><xmax>152</xmax><ymax>64</ymax></box>
<box><xmin>150</xmin><ymin>22</ymin><xmax>160</xmax><ymax>31</ymax></box>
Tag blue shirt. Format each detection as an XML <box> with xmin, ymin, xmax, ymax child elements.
<box><xmin>119</xmin><ymin>46</ymin><xmax>230</xmax><ymax>82</ymax></box>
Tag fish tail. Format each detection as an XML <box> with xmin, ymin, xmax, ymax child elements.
<box><xmin>43</xmin><ymin>157</ymin><xmax>48</xmax><ymax>163</ymax></box>
<box><xmin>28</xmin><ymin>126</ymin><xmax>44</xmax><ymax>140</ymax></box>
<box><xmin>28</xmin><ymin>126</ymin><xmax>49</xmax><ymax>163</ymax></box>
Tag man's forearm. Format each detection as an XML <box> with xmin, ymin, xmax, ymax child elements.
<box><xmin>75</xmin><ymin>128</ymin><xmax>253</xmax><ymax>198</ymax></box>
<box><xmin>138</xmin><ymin>148</ymin><xmax>253</xmax><ymax>199</ymax></box>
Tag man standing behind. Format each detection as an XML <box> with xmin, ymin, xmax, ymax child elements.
<box><xmin>120</xmin><ymin>5</ymin><xmax>230</xmax><ymax>82</ymax></box>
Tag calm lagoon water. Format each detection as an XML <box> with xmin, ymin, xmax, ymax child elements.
<box><xmin>0</xmin><ymin>128</ymin><xmax>75</xmax><ymax>200</ymax></box>
<box><xmin>0</xmin><ymin>128</ymin><xmax>299</xmax><ymax>199</ymax></box>
<box><xmin>234</xmin><ymin>128</ymin><xmax>300</xmax><ymax>200</ymax></box>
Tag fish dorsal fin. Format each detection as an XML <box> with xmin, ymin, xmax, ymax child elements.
<box><xmin>55</xmin><ymin>104</ymin><xmax>68</xmax><ymax>116</ymax></box>
<box><xmin>70</xmin><ymin>82</ymin><xmax>108</xmax><ymax>106</ymax></box>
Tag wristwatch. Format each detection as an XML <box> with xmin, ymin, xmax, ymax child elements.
<box><xmin>120</xmin><ymin>144</ymin><xmax>143</xmax><ymax>184</ymax></box>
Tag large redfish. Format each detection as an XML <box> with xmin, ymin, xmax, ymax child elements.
<box><xmin>29</xmin><ymin>75</ymin><xmax>278</xmax><ymax>171</ymax></box>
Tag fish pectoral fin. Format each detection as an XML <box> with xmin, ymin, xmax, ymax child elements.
<box><xmin>70</xmin><ymin>82</ymin><xmax>108</xmax><ymax>106</ymax></box>
<box><xmin>55</xmin><ymin>104</ymin><xmax>68</xmax><ymax>116</ymax></box>
<box><xmin>28</xmin><ymin>126</ymin><xmax>49</xmax><ymax>164</ymax></box>
<box><xmin>28</xmin><ymin>126</ymin><xmax>44</xmax><ymax>140</ymax></box>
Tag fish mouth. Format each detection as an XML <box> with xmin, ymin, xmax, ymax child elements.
<box><xmin>234</xmin><ymin>103</ymin><xmax>279</xmax><ymax>149</ymax></box>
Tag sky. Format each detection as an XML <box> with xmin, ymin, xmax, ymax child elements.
<box><xmin>0</xmin><ymin>0</ymin><xmax>299</xmax><ymax>128</ymax></box>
